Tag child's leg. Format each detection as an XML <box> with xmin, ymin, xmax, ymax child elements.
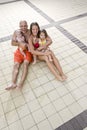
<box><xmin>33</xmin><ymin>55</ymin><xmax>37</xmax><ymax>64</ymax></box>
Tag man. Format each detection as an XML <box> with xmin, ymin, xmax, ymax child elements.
<box><xmin>5</xmin><ymin>20</ymin><xmax>32</xmax><ymax>90</ymax></box>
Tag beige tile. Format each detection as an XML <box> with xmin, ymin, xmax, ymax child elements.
<box><xmin>3</xmin><ymin>100</ymin><xmax>15</xmax><ymax>113</ymax></box>
<box><xmin>42</xmin><ymin>103</ymin><xmax>56</xmax><ymax>117</ymax></box>
<box><xmin>62</xmin><ymin>93</ymin><xmax>75</xmax><ymax>106</ymax></box>
<box><xmin>38</xmin><ymin>119</ymin><xmax>53</xmax><ymax>130</ymax></box>
<box><xmin>1</xmin><ymin>127</ymin><xmax>9</xmax><ymax>130</ymax></box>
<box><xmin>46</xmin><ymin>72</ymin><xmax>55</xmax><ymax>80</ymax></box>
<box><xmin>0</xmin><ymin>92</ymin><xmax>12</xmax><ymax>103</ymax></box>
<box><xmin>42</xmin><ymin>82</ymin><xmax>54</xmax><ymax>93</ymax></box>
<box><xmin>51</xmin><ymin>80</ymin><xmax>64</xmax><ymax>88</ymax></box>
<box><xmin>23</xmin><ymin>90</ymin><xmax>35</xmax><ymax>102</ymax></box>
<box><xmin>38</xmin><ymin>94</ymin><xmax>50</xmax><ymax>107</ymax></box>
<box><xmin>32</xmin><ymin>109</ymin><xmax>46</xmax><ymax>123</ymax></box>
<box><xmin>21</xmin><ymin>82</ymin><xmax>31</xmax><ymax>93</ymax></box>
<box><xmin>59</xmin><ymin>108</ymin><xmax>73</xmax><ymax>123</ymax></box>
<box><xmin>78</xmin><ymin>97</ymin><xmax>87</xmax><ymax>110</ymax></box>
<box><xmin>30</xmin><ymin>79</ymin><xmax>41</xmax><ymax>89</ymax></box>
<box><xmin>73</xmin><ymin>77</ymin><xmax>85</xmax><ymax>87</ymax></box>
<box><xmin>53</xmin><ymin>98</ymin><xmax>66</xmax><ymax>111</ymax></box>
<box><xmin>38</xmin><ymin>75</ymin><xmax>49</xmax><ymax>84</ymax></box>
<box><xmin>0</xmin><ymin>103</ymin><xmax>4</xmax><ymax>116</ymax></box>
<box><xmin>0</xmin><ymin>115</ymin><xmax>7</xmax><ymax>129</ymax></box>
<box><xmin>68</xmin><ymin>102</ymin><xmax>83</xmax><ymax>116</ymax></box>
<box><xmin>33</xmin><ymin>87</ymin><xmax>45</xmax><ymax>97</ymax></box>
<box><xmin>13</xmin><ymin>95</ymin><xmax>25</xmax><ymax>108</ymax></box>
<box><xmin>27</xmin><ymin>99</ymin><xmax>40</xmax><ymax>112</ymax></box>
<box><xmin>29</xmin><ymin>126</ymin><xmax>38</xmax><ymax>130</ymax></box>
<box><xmin>17</xmin><ymin>104</ymin><xmax>30</xmax><ymax>118</ymax></box>
<box><xmin>48</xmin><ymin>113</ymin><xmax>63</xmax><ymax>129</ymax></box>
<box><xmin>21</xmin><ymin>114</ymin><xmax>35</xmax><ymax>130</ymax></box>
<box><xmin>71</xmin><ymin>88</ymin><xmax>84</xmax><ymax>100</ymax></box>
<box><xmin>56</xmin><ymin>86</ymin><xmax>68</xmax><ymax>97</ymax></box>
<box><xmin>9</xmin><ymin>120</ymin><xmax>23</xmax><ymax>130</ymax></box>
<box><xmin>65</xmin><ymin>81</ymin><xmax>77</xmax><ymax>91</ymax></box>
<box><xmin>79</xmin><ymin>84</ymin><xmax>87</xmax><ymax>96</ymax></box>
<box><xmin>6</xmin><ymin>110</ymin><xmax>19</xmax><ymax>125</ymax></box>
<box><xmin>47</xmin><ymin>89</ymin><xmax>59</xmax><ymax>101</ymax></box>
<box><xmin>10</xmin><ymin>89</ymin><xmax>22</xmax><ymax>99</ymax></box>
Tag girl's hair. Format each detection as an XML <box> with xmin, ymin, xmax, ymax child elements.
<box><xmin>30</xmin><ymin>22</ymin><xmax>40</xmax><ymax>37</ymax></box>
<box><xmin>39</xmin><ymin>29</ymin><xmax>48</xmax><ymax>38</ymax></box>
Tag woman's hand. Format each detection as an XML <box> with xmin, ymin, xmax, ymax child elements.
<box><xmin>44</xmin><ymin>51</ymin><xmax>51</xmax><ymax>56</ymax></box>
<box><xmin>37</xmin><ymin>46</ymin><xmax>44</xmax><ymax>51</ymax></box>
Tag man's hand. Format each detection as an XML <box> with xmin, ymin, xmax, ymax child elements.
<box><xmin>19</xmin><ymin>43</ymin><xmax>27</xmax><ymax>50</ymax></box>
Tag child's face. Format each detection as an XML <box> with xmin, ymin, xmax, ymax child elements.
<box><xmin>40</xmin><ymin>32</ymin><xmax>45</xmax><ymax>40</ymax></box>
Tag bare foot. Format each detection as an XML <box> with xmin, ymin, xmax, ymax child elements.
<box><xmin>16</xmin><ymin>83</ymin><xmax>23</xmax><ymax>90</ymax></box>
<box><xmin>5</xmin><ymin>84</ymin><xmax>17</xmax><ymax>90</ymax></box>
<box><xmin>61</xmin><ymin>74</ymin><xmax>67</xmax><ymax>81</ymax></box>
<box><xmin>57</xmin><ymin>75</ymin><xmax>64</xmax><ymax>81</ymax></box>
<box><xmin>32</xmin><ymin>60</ymin><xmax>36</xmax><ymax>65</ymax></box>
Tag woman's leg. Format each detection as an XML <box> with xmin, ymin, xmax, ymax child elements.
<box><xmin>38</xmin><ymin>55</ymin><xmax>63</xmax><ymax>81</ymax></box>
<box><xmin>50</xmin><ymin>51</ymin><xmax>67</xmax><ymax>80</ymax></box>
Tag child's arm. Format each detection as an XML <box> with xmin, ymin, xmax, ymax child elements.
<box><xmin>46</xmin><ymin>36</ymin><xmax>52</xmax><ymax>47</ymax></box>
<box><xmin>41</xmin><ymin>36</ymin><xmax>52</xmax><ymax>50</ymax></box>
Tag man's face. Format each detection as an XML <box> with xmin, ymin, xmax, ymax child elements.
<box><xmin>19</xmin><ymin>21</ymin><xmax>28</xmax><ymax>33</ymax></box>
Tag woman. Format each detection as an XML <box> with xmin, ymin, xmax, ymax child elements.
<box><xmin>28</xmin><ymin>22</ymin><xmax>67</xmax><ymax>81</ymax></box>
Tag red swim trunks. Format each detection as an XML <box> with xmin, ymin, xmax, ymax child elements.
<box><xmin>14</xmin><ymin>48</ymin><xmax>33</xmax><ymax>63</ymax></box>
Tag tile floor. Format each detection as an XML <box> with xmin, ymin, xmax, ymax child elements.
<box><xmin>0</xmin><ymin>0</ymin><xmax>87</xmax><ymax>130</ymax></box>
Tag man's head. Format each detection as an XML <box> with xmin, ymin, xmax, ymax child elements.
<box><xmin>19</xmin><ymin>20</ymin><xmax>28</xmax><ymax>33</ymax></box>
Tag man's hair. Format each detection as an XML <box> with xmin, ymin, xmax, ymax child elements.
<box><xmin>19</xmin><ymin>20</ymin><xmax>27</xmax><ymax>26</ymax></box>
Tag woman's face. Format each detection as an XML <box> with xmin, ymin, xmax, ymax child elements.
<box><xmin>32</xmin><ymin>25</ymin><xmax>39</xmax><ymax>36</ymax></box>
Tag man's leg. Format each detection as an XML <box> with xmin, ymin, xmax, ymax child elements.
<box><xmin>5</xmin><ymin>62</ymin><xmax>20</xmax><ymax>90</ymax></box>
<box><xmin>17</xmin><ymin>60</ymin><xmax>29</xmax><ymax>88</ymax></box>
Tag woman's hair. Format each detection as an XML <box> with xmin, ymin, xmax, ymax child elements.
<box><xmin>39</xmin><ymin>29</ymin><xmax>48</xmax><ymax>38</ymax></box>
<box><xmin>30</xmin><ymin>22</ymin><xmax>40</xmax><ymax>37</ymax></box>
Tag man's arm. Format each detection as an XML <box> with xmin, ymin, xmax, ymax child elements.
<box><xmin>11</xmin><ymin>31</ymin><xmax>20</xmax><ymax>46</ymax></box>
<box><xmin>11</xmin><ymin>31</ymin><xmax>26</xmax><ymax>50</ymax></box>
